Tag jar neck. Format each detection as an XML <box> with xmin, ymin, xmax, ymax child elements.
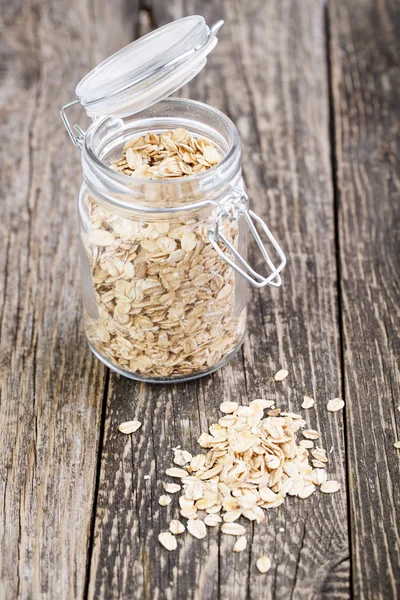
<box><xmin>81</xmin><ymin>98</ymin><xmax>242</xmax><ymax>214</ymax></box>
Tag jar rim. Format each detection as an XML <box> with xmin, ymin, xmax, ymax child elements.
<box><xmin>82</xmin><ymin>98</ymin><xmax>242</xmax><ymax>212</ymax></box>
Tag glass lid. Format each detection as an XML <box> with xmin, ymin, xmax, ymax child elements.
<box><xmin>75</xmin><ymin>16</ymin><xmax>224</xmax><ymax>119</ymax></box>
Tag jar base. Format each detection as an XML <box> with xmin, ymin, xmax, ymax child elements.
<box><xmin>87</xmin><ymin>336</ymin><xmax>245</xmax><ymax>384</ymax></box>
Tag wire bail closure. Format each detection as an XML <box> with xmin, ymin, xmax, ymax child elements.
<box><xmin>208</xmin><ymin>188</ymin><xmax>286</xmax><ymax>288</ymax></box>
<box><xmin>60</xmin><ymin>99</ymin><xmax>86</xmax><ymax>149</ymax></box>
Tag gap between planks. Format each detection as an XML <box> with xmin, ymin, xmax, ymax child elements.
<box><xmin>324</xmin><ymin>2</ymin><xmax>353</xmax><ymax>596</ymax></box>
<box><xmin>83</xmin><ymin>371</ymin><xmax>110</xmax><ymax>599</ymax></box>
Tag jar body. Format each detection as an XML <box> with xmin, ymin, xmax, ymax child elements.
<box><xmin>78</xmin><ymin>99</ymin><xmax>249</xmax><ymax>382</ymax></box>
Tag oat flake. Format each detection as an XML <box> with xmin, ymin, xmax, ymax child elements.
<box><xmin>187</xmin><ymin>519</ymin><xmax>207</xmax><ymax>539</ymax></box>
<box><xmin>327</xmin><ymin>398</ymin><xmax>345</xmax><ymax>412</ymax></box>
<box><xmin>165</xmin><ymin>467</ymin><xmax>188</xmax><ymax>479</ymax></box>
<box><xmin>320</xmin><ymin>480</ymin><xmax>341</xmax><ymax>494</ymax></box>
<box><xmin>233</xmin><ymin>536</ymin><xmax>247</xmax><ymax>552</ymax></box>
<box><xmin>256</xmin><ymin>556</ymin><xmax>271</xmax><ymax>574</ymax></box>
<box><xmin>158</xmin><ymin>531</ymin><xmax>177</xmax><ymax>551</ymax></box>
<box><xmin>204</xmin><ymin>514</ymin><xmax>222</xmax><ymax>527</ymax></box>
<box><xmin>169</xmin><ymin>520</ymin><xmax>185</xmax><ymax>535</ymax></box>
<box><xmin>302</xmin><ymin>429</ymin><xmax>320</xmax><ymax>440</ymax></box>
<box><xmin>118</xmin><ymin>420</ymin><xmax>142</xmax><ymax>434</ymax></box>
<box><xmin>159</xmin><ymin>495</ymin><xmax>172</xmax><ymax>507</ymax></box>
<box><xmin>221</xmin><ymin>523</ymin><xmax>246</xmax><ymax>536</ymax></box>
<box><xmin>274</xmin><ymin>369</ymin><xmax>288</xmax><ymax>382</ymax></box>
<box><xmin>163</xmin><ymin>483</ymin><xmax>181</xmax><ymax>494</ymax></box>
<box><xmin>220</xmin><ymin>401</ymin><xmax>239</xmax><ymax>414</ymax></box>
<box><xmin>302</xmin><ymin>396</ymin><xmax>315</xmax><ymax>409</ymax></box>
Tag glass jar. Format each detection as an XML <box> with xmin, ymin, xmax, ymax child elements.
<box><xmin>61</xmin><ymin>17</ymin><xmax>286</xmax><ymax>383</ymax></box>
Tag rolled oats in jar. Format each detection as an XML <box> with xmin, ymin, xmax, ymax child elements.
<box><xmin>61</xmin><ymin>17</ymin><xmax>286</xmax><ymax>382</ymax></box>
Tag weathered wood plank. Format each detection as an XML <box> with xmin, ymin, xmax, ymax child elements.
<box><xmin>329</xmin><ymin>1</ymin><xmax>400</xmax><ymax>598</ymax></box>
<box><xmin>219</xmin><ymin>1</ymin><xmax>349</xmax><ymax>598</ymax></box>
<box><xmin>0</xmin><ymin>1</ymin><xmax>135</xmax><ymax>598</ymax></box>
<box><xmin>87</xmin><ymin>1</ymin><xmax>349</xmax><ymax>599</ymax></box>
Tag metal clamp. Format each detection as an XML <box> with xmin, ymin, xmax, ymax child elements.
<box><xmin>60</xmin><ymin>99</ymin><xmax>86</xmax><ymax>149</ymax></box>
<box><xmin>208</xmin><ymin>190</ymin><xmax>286</xmax><ymax>288</ymax></box>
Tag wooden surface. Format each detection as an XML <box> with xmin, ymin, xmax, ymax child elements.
<box><xmin>329</xmin><ymin>1</ymin><xmax>400</xmax><ymax>598</ymax></box>
<box><xmin>0</xmin><ymin>1</ymin><xmax>398</xmax><ymax>599</ymax></box>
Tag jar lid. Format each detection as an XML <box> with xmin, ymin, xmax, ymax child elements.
<box><xmin>75</xmin><ymin>16</ymin><xmax>223</xmax><ymax>119</ymax></box>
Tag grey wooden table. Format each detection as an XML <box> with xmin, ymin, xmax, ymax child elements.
<box><xmin>1</xmin><ymin>0</ymin><xmax>399</xmax><ymax>598</ymax></box>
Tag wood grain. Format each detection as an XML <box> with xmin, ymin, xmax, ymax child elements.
<box><xmin>7</xmin><ymin>0</ymin><xmax>399</xmax><ymax>597</ymax></box>
<box><xmin>329</xmin><ymin>0</ymin><xmax>400</xmax><ymax>598</ymax></box>
<box><xmin>0</xmin><ymin>0</ymin><xmax>132</xmax><ymax>597</ymax></box>
<box><xmin>87</xmin><ymin>1</ymin><xmax>349</xmax><ymax>599</ymax></box>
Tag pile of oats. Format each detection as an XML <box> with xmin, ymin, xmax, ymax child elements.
<box><xmin>111</xmin><ymin>127</ymin><xmax>221</xmax><ymax>179</ymax></box>
<box><xmin>158</xmin><ymin>399</ymin><xmax>341</xmax><ymax>553</ymax></box>
<box><xmin>83</xmin><ymin>128</ymin><xmax>246</xmax><ymax>379</ymax></box>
